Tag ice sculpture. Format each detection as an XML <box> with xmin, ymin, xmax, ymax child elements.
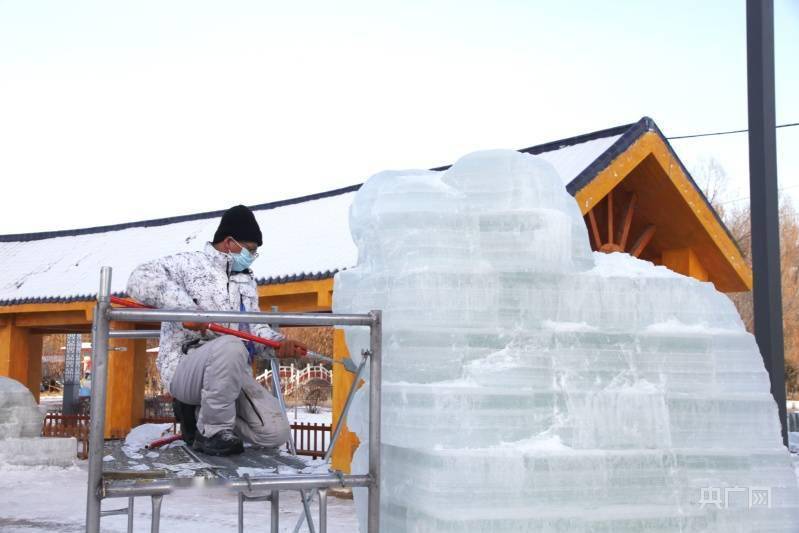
<box><xmin>333</xmin><ymin>150</ymin><xmax>799</xmax><ymax>531</ymax></box>
<box><xmin>0</xmin><ymin>376</ymin><xmax>76</xmax><ymax>466</ymax></box>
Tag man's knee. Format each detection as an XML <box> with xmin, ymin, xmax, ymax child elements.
<box><xmin>247</xmin><ymin>414</ymin><xmax>290</xmax><ymax>448</ymax></box>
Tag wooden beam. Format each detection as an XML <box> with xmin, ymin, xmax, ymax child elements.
<box><xmin>32</xmin><ymin>326</ymin><xmax>92</xmax><ymax>335</ymax></box>
<box><xmin>258</xmin><ymin>278</ymin><xmax>335</xmax><ymax>312</ymax></box>
<box><xmin>662</xmin><ymin>248</ymin><xmax>709</xmax><ymax>282</ymax></box>
<box><xmin>587</xmin><ymin>209</ymin><xmax>602</xmax><ymax>249</ymax></box>
<box><xmin>631</xmin><ymin>225</ymin><xmax>657</xmax><ymax>258</ymax></box>
<box><xmin>0</xmin><ymin>301</ymin><xmax>94</xmax><ymax>316</ymax></box>
<box><xmin>619</xmin><ymin>193</ymin><xmax>638</xmax><ymax>250</ymax></box>
<box><xmin>260</xmin><ymin>293</ymin><xmax>326</xmax><ymax>313</ymax></box>
<box><xmin>607</xmin><ymin>190</ymin><xmax>614</xmax><ymax>245</ymax></box>
<box><xmin>0</xmin><ymin>323</ymin><xmax>41</xmax><ymax>400</ymax></box>
<box><xmin>14</xmin><ymin>310</ymin><xmax>91</xmax><ymax>328</ymax></box>
<box><xmin>258</xmin><ymin>278</ymin><xmax>334</xmax><ymax>298</ymax></box>
<box><xmin>316</xmin><ymin>289</ymin><xmax>333</xmax><ymax>309</ymax></box>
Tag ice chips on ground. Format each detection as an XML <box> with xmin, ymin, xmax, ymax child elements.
<box><xmin>334</xmin><ymin>149</ymin><xmax>799</xmax><ymax>532</ymax></box>
<box><xmin>123</xmin><ymin>423</ymin><xmax>174</xmax><ymax>451</ymax></box>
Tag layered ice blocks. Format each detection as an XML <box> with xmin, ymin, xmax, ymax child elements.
<box><xmin>333</xmin><ymin>150</ymin><xmax>799</xmax><ymax>532</ymax></box>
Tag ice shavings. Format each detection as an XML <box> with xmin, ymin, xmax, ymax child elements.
<box><xmin>152</xmin><ymin>462</ymin><xmax>214</xmax><ymax>474</ymax></box>
<box><xmin>237</xmin><ymin>466</ymin><xmax>276</xmax><ymax>477</ymax></box>
<box><xmin>123</xmin><ymin>423</ymin><xmax>174</xmax><ymax>456</ymax></box>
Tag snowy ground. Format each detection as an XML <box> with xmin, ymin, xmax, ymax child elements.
<box><xmin>287</xmin><ymin>406</ymin><xmax>332</xmax><ymax>425</ymax></box>
<box><xmin>0</xmin><ymin>408</ymin><xmax>344</xmax><ymax>532</ymax></box>
<box><xmin>3</xmin><ymin>405</ymin><xmax>794</xmax><ymax>531</ymax></box>
<box><xmin>0</xmin><ymin>461</ymin><xmax>356</xmax><ymax>532</ymax></box>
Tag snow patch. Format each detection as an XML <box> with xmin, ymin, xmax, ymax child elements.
<box><xmin>584</xmin><ymin>252</ymin><xmax>682</xmax><ymax>279</ymax></box>
<box><xmin>643</xmin><ymin>317</ymin><xmax>739</xmax><ymax>335</ymax></box>
<box><xmin>542</xmin><ymin>320</ymin><xmax>599</xmax><ymax>333</ymax></box>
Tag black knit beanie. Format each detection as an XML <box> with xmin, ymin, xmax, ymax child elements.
<box><xmin>212</xmin><ymin>205</ymin><xmax>263</xmax><ymax>246</ymax></box>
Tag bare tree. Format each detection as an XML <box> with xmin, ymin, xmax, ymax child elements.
<box><xmin>694</xmin><ymin>157</ymin><xmax>731</xmax><ymax>211</ymax></box>
<box><xmin>696</xmin><ymin>160</ymin><xmax>799</xmax><ymax>398</ymax></box>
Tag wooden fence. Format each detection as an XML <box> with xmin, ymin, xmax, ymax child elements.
<box><xmin>41</xmin><ymin>413</ymin><xmax>331</xmax><ymax>459</ymax></box>
<box><xmin>291</xmin><ymin>422</ymin><xmax>332</xmax><ymax>459</ymax></box>
<box><xmin>42</xmin><ymin>413</ymin><xmax>90</xmax><ymax>459</ymax></box>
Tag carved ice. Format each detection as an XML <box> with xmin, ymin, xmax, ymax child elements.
<box><xmin>0</xmin><ymin>376</ymin><xmax>76</xmax><ymax>466</ymax></box>
<box><xmin>334</xmin><ymin>150</ymin><xmax>799</xmax><ymax>531</ymax></box>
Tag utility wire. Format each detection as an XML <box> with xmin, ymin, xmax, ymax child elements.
<box><xmin>667</xmin><ymin>122</ymin><xmax>799</xmax><ymax>140</ymax></box>
<box><xmin>718</xmin><ymin>184</ymin><xmax>799</xmax><ymax>205</ymax></box>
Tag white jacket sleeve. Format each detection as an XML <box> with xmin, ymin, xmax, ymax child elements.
<box><xmin>126</xmin><ymin>254</ymin><xmax>199</xmax><ymax>310</ymax></box>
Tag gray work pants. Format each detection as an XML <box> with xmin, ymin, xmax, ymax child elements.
<box><xmin>169</xmin><ymin>335</ymin><xmax>291</xmax><ymax>448</ymax></box>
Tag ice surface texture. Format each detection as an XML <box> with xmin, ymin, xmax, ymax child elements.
<box><xmin>0</xmin><ymin>376</ymin><xmax>43</xmax><ymax>439</ymax></box>
<box><xmin>333</xmin><ymin>150</ymin><xmax>799</xmax><ymax>532</ymax></box>
<box><xmin>0</xmin><ymin>376</ymin><xmax>75</xmax><ymax>466</ymax></box>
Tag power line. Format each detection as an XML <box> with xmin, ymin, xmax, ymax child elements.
<box><xmin>667</xmin><ymin>122</ymin><xmax>799</xmax><ymax>140</ymax></box>
<box><xmin>718</xmin><ymin>184</ymin><xmax>799</xmax><ymax>205</ymax></box>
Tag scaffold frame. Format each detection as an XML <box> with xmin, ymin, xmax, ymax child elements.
<box><xmin>85</xmin><ymin>266</ymin><xmax>382</xmax><ymax>533</ymax></box>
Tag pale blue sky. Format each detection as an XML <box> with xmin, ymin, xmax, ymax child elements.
<box><xmin>0</xmin><ymin>0</ymin><xmax>797</xmax><ymax>233</ymax></box>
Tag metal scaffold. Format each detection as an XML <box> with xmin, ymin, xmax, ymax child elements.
<box><xmin>84</xmin><ymin>266</ymin><xmax>382</xmax><ymax>533</ymax></box>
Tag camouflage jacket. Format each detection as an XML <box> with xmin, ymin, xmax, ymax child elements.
<box><xmin>126</xmin><ymin>242</ymin><xmax>282</xmax><ymax>389</ymax></box>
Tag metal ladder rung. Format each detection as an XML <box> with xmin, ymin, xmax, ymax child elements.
<box><xmin>100</xmin><ymin>508</ymin><xmax>130</xmax><ymax>517</ymax></box>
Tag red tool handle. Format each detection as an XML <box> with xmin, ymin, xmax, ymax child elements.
<box><xmin>146</xmin><ymin>434</ymin><xmax>184</xmax><ymax>449</ymax></box>
<box><xmin>110</xmin><ymin>296</ymin><xmax>281</xmax><ymax>349</ymax></box>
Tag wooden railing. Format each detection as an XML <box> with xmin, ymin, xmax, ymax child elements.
<box><xmin>291</xmin><ymin>422</ymin><xmax>332</xmax><ymax>459</ymax></box>
<box><xmin>256</xmin><ymin>364</ymin><xmax>332</xmax><ymax>396</ymax></box>
<box><xmin>42</xmin><ymin>413</ymin><xmax>90</xmax><ymax>459</ymax></box>
<box><xmin>41</xmin><ymin>413</ymin><xmax>331</xmax><ymax>460</ymax></box>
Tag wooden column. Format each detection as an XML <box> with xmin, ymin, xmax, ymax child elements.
<box><xmin>105</xmin><ymin>322</ymin><xmax>148</xmax><ymax>438</ymax></box>
<box><xmin>331</xmin><ymin>328</ymin><xmax>360</xmax><ymax>473</ymax></box>
<box><xmin>662</xmin><ymin>248</ymin><xmax>709</xmax><ymax>282</ymax></box>
<box><xmin>27</xmin><ymin>334</ymin><xmax>43</xmax><ymax>404</ymax></box>
<box><xmin>0</xmin><ymin>320</ymin><xmax>42</xmax><ymax>402</ymax></box>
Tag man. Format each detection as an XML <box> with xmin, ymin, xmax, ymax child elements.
<box><xmin>127</xmin><ymin>205</ymin><xmax>307</xmax><ymax>456</ymax></box>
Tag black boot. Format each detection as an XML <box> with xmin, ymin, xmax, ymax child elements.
<box><xmin>193</xmin><ymin>429</ymin><xmax>244</xmax><ymax>456</ymax></box>
<box><xmin>171</xmin><ymin>400</ymin><xmax>198</xmax><ymax>446</ymax></box>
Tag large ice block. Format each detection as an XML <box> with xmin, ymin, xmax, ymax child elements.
<box><xmin>334</xmin><ymin>150</ymin><xmax>799</xmax><ymax>532</ymax></box>
<box><xmin>0</xmin><ymin>376</ymin><xmax>75</xmax><ymax>466</ymax></box>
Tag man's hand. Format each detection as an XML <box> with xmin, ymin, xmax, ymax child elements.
<box><xmin>182</xmin><ymin>322</ymin><xmax>210</xmax><ymax>332</ymax></box>
<box><xmin>277</xmin><ymin>339</ymin><xmax>307</xmax><ymax>358</ymax></box>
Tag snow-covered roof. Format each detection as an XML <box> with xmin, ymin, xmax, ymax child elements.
<box><xmin>0</xmin><ymin>119</ymin><xmax>650</xmax><ymax>305</ymax></box>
